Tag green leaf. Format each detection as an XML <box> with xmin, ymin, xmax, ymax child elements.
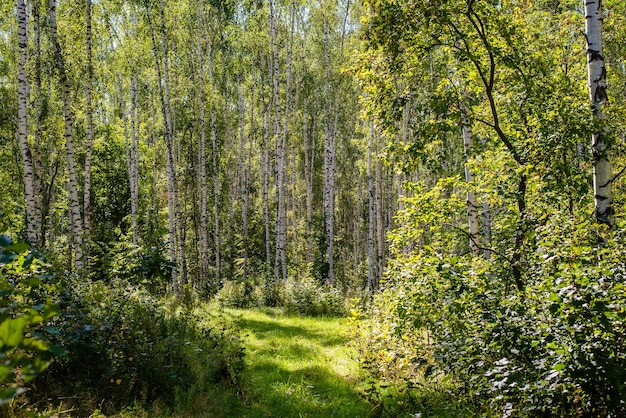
<box><xmin>0</xmin><ymin>317</ymin><xmax>27</xmax><ymax>348</ymax></box>
<box><xmin>0</xmin><ymin>236</ymin><xmax>12</xmax><ymax>247</ymax></box>
<box><xmin>0</xmin><ymin>253</ymin><xmax>16</xmax><ymax>264</ymax></box>
<box><xmin>48</xmin><ymin>345</ymin><xmax>68</xmax><ymax>356</ymax></box>
<box><xmin>0</xmin><ymin>387</ymin><xmax>28</xmax><ymax>405</ymax></box>
<box><xmin>42</xmin><ymin>326</ymin><xmax>61</xmax><ymax>336</ymax></box>
<box><xmin>552</xmin><ymin>363</ymin><xmax>566</xmax><ymax>372</ymax></box>
<box><xmin>4</xmin><ymin>243</ymin><xmax>30</xmax><ymax>254</ymax></box>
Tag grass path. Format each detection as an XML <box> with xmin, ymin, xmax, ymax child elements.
<box><xmin>203</xmin><ymin>308</ymin><xmax>372</xmax><ymax>418</ymax></box>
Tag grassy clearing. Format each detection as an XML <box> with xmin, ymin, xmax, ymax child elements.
<box><xmin>185</xmin><ymin>307</ymin><xmax>373</xmax><ymax>418</ymax></box>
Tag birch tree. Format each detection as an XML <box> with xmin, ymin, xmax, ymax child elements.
<box><xmin>195</xmin><ymin>0</ymin><xmax>209</xmax><ymax>284</ymax></box>
<box><xmin>17</xmin><ymin>0</ymin><xmax>38</xmax><ymax>246</ymax></box>
<box><xmin>269</xmin><ymin>0</ymin><xmax>286</xmax><ymax>282</ymax></box>
<box><xmin>83</xmin><ymin>0</ymin><xmax>95</xmax><ymax>248</ymax></box>
<box><xmin>49</xmin><ymin>0</ymin><xmax>84</xmax><ymax>270</ymax></box>
<box><xmin>585</xmin><ymin>0</ymin><xmax>613</xmax><ymax>229</ymax></box>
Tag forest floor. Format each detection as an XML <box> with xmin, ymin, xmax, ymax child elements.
<box><xmin>192</xmin><ymin>308</ymin><xmax>373</xmax><ymax>418</ymax></box>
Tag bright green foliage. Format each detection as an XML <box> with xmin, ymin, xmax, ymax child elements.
<box><xmin>0</xmin><ymin>236</ymin><xmax>66</xmax><ymax>405</ymax></box>
<box><xmin>353</xmin><ymin>1</ymin><xmax>626</xmax><ymax>414</ymax></box>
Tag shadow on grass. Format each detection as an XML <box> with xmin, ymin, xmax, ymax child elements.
<box><xmin>223</xmin><ymin>312</ymin><xmax>373</xmax><ymax>418</ymax></box>
<box><xmin>239</xmin><ymin>317</ymin><xmax>349</xmax><ymax>347</ymax></box>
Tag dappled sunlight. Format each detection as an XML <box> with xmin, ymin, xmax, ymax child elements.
<box><xmin>225</xmin><ymin>309</ymin><xmax>372</xmax><ymax>418</ymax></box>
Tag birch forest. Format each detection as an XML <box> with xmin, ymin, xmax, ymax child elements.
<box><xmin>2</xmin><ymin>0</ymin><xmax>626</xmax><ymax>416</ymax></box>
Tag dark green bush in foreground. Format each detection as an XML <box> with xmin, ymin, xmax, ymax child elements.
<box><xmin>27</xmin><ymin>278</ymin><xmax>244</xmax><ymax>415</ymax></box>
<box><xmin>0</xmin><ymin>236</ymin><xmax>66</xmax><ymax>406</ymax></box>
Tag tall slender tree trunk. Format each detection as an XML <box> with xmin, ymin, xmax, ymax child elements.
<box><xmin>303</xmin><ymin>98</ymin><xmax>314</xmax><ymax>265</ymax></box>
<box><xmin>159</xmin><ymin>0</ymin><xmax>187</xmax><ymax>288</ymax></box>
<box><xmin>367</xmin><ymin>120</ymin><xmax>377</xmax><ymax>292</ymax></box>
<box><xmin>269</xmin><ymin>0</ymin><xmax>286</xmax><ymax>282</ymax></box>
<box><xmin>145</xmin><ymin>0</ymin><xmax>179</xmax><ymax>289</ymax></box>
<box><xmin>129</xmin><ymin>75</ymin><xmax>140</xmax><ymax>245</ymax></box>
<box><xmin>322</xmin><ymin>18</ymin><xmax>334</xmax><ymax>285</ymax></box>
<box><xmin>585</xmin><ymin>0</ymin><xmax>613</xmax><ymax>229</ymax></box>
<box><xmin>50</xmin><ymin>0</ymin><xmax>84</xmax><ymax>271</ymax></box>
<box><xmin>83</xmin><ymin>0</ymin><xmax>95</xmax><ymax>251</ymax></box>
<box><xmin>32</xmin><ymin>1</ymin><xmax>45</xmax><ymax>247</ymax></box>
<box><xmin>461</xmin><ymin>107</ymin><xmax>480</xmax><ymax>254</ymax></box>
<box><xmin>238</xmin><ymin>74</ymin><xmax>249</xmax><ymax>278</ymax></box>
<box><xmin>208</xmin><ymin>46</ymin><xmax>221</xmax><ymax>288</ymax></box>
<box><xmin>195</xmin><ymin>0</ymin><xmax>209</xmax><ymax>285</ymax></box>
<box><xmin>374</xmin><ymin>133</ymin><xmax>385</xmax><ymax>283</ymax></box>
<box><xmin>262</xmin><ymin>97</ymin><xmax>272</xmax><ymax>268</ymax></box>
<box><xmin>17</xmin><ymin>0</ymin><xmax>38</xmax><ymax>246</ymax></box>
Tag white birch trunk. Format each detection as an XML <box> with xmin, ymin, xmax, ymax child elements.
<box><xmin>462</xmin><ymin>108</ymin><xmax>480</xmax><ymax>254</ymax></box>
<box><xmin>262</xmin><ymin>97</ymin><xmax>272</xmax><ymax>268</ymax></box>
<box><xmin>323</xmin><ymin>18</ymin><xmax>334</xmax><ymax>285</ymax></box>
<box><xmin>32</xmin><ymin>1</ymin><xmax>45</xmax><ymax>247</ymax></box>
<box><xmin>17</xmin><ymin>0</ymin><xmax>38</xmax><ymax>246</ymax></box>
<box><xmin>129</xmin><ymin>75</ymin><xmax>140</xmax><ymax>245</ymax></box>
<box><xmin>269</xmin><ymin>0</ymin><xmax>286</xmax><ymax>282</ymax></box>
<box><xmin>367</xmin><ymin>120</ymin><xmax>377</xmax><ymax>292</ymax></box>
<box><xmin>145</xmin><ymin>0</ymin><xmax>178</xmax><ymax>288</ymax></box>
<box><xmin>83</xmin><ymin>0</ymin><xmax>94</xmax><ymax>248</ymax></box>
<box><xmin>208</xmin><ymin>46</ymin><xmax>221</xmax><ymax>287</ymax></box>
<box><xmin>585</xmin><ymin>0</ymin><xmax>613</xmax><ymax>228</ymax></box>
<box><xmin>195</xmin><ymin>0</ymin><xmax>209</xmax><ymax>284</ymax></box>
<box><xmin>238</xmin><ymin>75</ymin><xmax>249</xmax><ymax>278</ymax></box>
<box><xmin>303</xmin><ymin>98</ymin><xmax>314</xmax><ymax>265</ymax></box>
<box><xmin>50</xmin><ymin>0</ymin><xmax>84</xmax><ymax>270</ymax></box>
<box><xmin>158</xmin><ymin>0</ymin><xmax>187</xmax><ymax>288</ymax></box>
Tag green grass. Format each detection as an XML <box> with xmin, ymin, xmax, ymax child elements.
<box><xmin>180</xmin><ymin>307</ymin><xmax>373</xmax><ymax>418</ymax></box>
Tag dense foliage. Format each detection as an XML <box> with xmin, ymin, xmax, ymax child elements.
<box><xmin>3</xmin><ymin>0</ymin><xmax>626</xmax><ymax>415</ymax></box>
<box><xmin>351</xmin><ymin>0</ymin><xmax>626</xmax><ymax>416</ymax></box>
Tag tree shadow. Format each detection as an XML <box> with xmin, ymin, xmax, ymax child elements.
<box><xmin>223</xmin><ymin>313</ymin><xmax>373</xmax><ymax>417</ymax></box>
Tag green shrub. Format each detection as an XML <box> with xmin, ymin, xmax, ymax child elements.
<box><xmin>216</xmin><ymin>280</ymin><xmax>250</xmax><ymax>308</ymax></box>
<box><xmin>33</xmin><ymin>278</ymin><xmax>243</xmax><ymax>415</ymax></box>
<box><xmin>0</xmin><ymin>236</ymin><xmax>66</xmax><ymax>405</ymax></box>
<box><xmin>353</xmin><ymin>179</ymin><xmax>626</xmax><ymax>417</ymax></box>
<box><xmin>281</xmin><ymin>277</ymin><xmax>346</xmax><ymax>316</ymax></box>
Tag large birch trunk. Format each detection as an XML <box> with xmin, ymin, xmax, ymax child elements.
<box><xmin>17</xmin><ymin>0</ymin><xmax>38</xmax><ymax>246</ymax></box>
<box><xmin>585</xmin><ymin>0</ymin><xmax>613</xmax><ymax>229</ymax></box>
<box><xmin>145</xmin><ymin>0</ymin><xmax>182</xmax><ymax>289</ymax></box>
<box><xmin>50</xmin><ymin>0</ymin><xmax>84</xmax><ymax>270</ymax></box>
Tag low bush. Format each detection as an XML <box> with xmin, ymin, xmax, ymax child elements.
<box><xmin>26</xmin><ymin>277</ymin><xmax>244</xmax><ymax>415</ymax></box>
<box><xmin>351</xmin><ymin>179</ymin><xmax>626</xmax><ymax>417</ymax></box>
<box><xmin>215</xmin><ymin>276</ymin><xmax>347</xmax><ymax>317</ymax></box>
